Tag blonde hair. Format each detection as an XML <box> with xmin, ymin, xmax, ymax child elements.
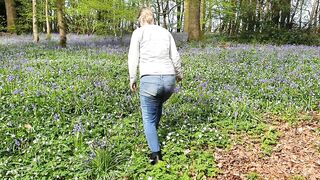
<box><xmin>138</xmin><ymin>7</ymin><xmax>154</xmax><ymax>25</ymax></box>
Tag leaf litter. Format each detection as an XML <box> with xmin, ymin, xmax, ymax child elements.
<box><xmin>215</xmin><ymin>115</ymin><xmax>320</xmax><ymax>179</ymax></box>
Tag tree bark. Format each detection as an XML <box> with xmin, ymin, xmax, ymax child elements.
<box><xmin>46</xmin><ymin>0</ymin><xmax>51</xmax><ymax>40</ymax></box>
<box><xmin>161</xmin><ymin>0</ymin><xmax>169</xmax><ymax>29</ymax></box>
<box><xmin>177</xmin><ymin>0</ymin><xmax>182</xmax><ymax>32</ymax></box>
<box><xmin>280</xmin><ymin>0</ymin><xmax>291</xmax><ymax>29</ymax></box>
<box><xmin>207</xmin><ymin>0</ymin><xmax>213</xmax><ymax>32</ymax></box>
<box><xmin>183</xmin><ymin>0</ymin><xmax>189</xmax><ymax>32</ymax></box>
<box><xmin>57</xmin><ymin>0</ymin><xmax>67</xmax><ymax>47</ymax></box>
<box><xmin>200</xmin><ymin>0</ymin><xmax>206</xmax><ymax>32</ymax></box>
<box><xmin>309</xmin><ymin>0</ymin><xmax>320</xmax><ymax>30</ymax></box>
<box><xmin>299</xmin><ymin>0</ymin><xmax>304</xmax><ymax>29</ymax></box>
<box><xmin>156</xmin><ymin>0</ymin><xmax>161</xmax><ymax>25</ymax></box>
<box><xmin>188</xmin><ymin>0</ymin><xmax>201</xmax><ymax>41</ymax></box>
<box><xmin>4</xmin><ymin>0</ymin><xmax>16</xmax><ymax>34</ymax></box>
<box><xmin>271</xmin><ymin>0</ymin><xmax>280</xmax><ymax>28</ymax></box>
<box><xmin>33</xmin><ymin>0</ymin><xmax>39</xmax><ymax>42</ymax></box>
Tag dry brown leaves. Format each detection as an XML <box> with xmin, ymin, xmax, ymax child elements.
<box><xmin>214</xmin><ymin>118</ymin><xmax>320</xmax><ymax>180</ymax></box>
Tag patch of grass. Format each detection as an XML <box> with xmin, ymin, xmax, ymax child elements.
<box><xmin>290</xmin><ymin>175</ymin><xmax>306</xmax><ymax>180</ymax></box>
<box><xmin>246</xmin><ymin>172</ymin><xmax>263</xmax><ymax>180</ymax></box>
<box><xmin>261</xmin><ymin>128</ymin><xmax>281</xmax><ymax>156</ymax></box>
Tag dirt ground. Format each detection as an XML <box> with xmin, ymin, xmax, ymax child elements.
<box><xmin>214</xmin><ymin>112</ymin><xmax>320</xmax><ymax>180</ymax></box>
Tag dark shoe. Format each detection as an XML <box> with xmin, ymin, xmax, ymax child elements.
<box><xmin>149</xmin><ymin>151</ymin><xmax>162</xmax><ymax>165</ymax></box>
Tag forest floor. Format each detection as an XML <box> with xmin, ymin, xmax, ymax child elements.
<box><xmin>215</xmin><ymin>112</ymin><xmax>320</xmax><ymax>179</ymax></box>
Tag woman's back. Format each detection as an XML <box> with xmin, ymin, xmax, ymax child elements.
<box><xmin>130</xmin><ymin>24</ymin><xmax>177</xmax><ymax>76</ymax></box>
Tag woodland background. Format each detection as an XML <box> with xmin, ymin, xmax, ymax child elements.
<box><xmin>1</xmin><ymin>0</ymin><xmax>320</xmax><ymax>45</ymax></box>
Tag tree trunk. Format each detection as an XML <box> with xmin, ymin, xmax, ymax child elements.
<box><xmin>184</xmin><ymin>0</ymin><xmax>189</xmax><ymax>32</ymax></box>
<box><xmin>177</xmin><ymin>0</ymin><xmax>182</xmax><ymax>32</ymax></box>
<box><xmin>247</xmin><ymin>0</ymin><xmax>257</xmax><ymax>32</ymax></box>
<box><xmin>57</xmin><ymin>0</ymin><xmax>66</xmax><ymax>47</ymax></box>
<box><xmin>188</xmin><ymin>0</ymin><xmax>201</xmax><ymax>41</ymax></box>
<box><xmin>33</xmin><ymin>0</ymin><xmax>39</xmax><ymax>42</ymax></box>
<box><xmin>207</xmin><ymin>0</ymin><xmax>213</xmax><ymax>32</ymax></box>
<box><xmin>4</xmin><ymin>0</ymin><xmax>16</xmax><ymax>34</ymax></box>
<box><xmin>256</xmin><ymin>0</ymin><xmax>262</xmax><ymax>32</ymax></box>
<box><xmin>309</xmin><ymin>0</ymin><xmax>320</xmax><ymax>30</ymax></box>
<box><xmin>46</xmin><ymin>0</ymin><xmax>51</xmax><ymax>40</ymax></box>
<box><xmin>280</xmin><ymin>0</ymin><xmax>291</xmax><ymax>29</ymax></box>
<box><xmin>161</xmin><ymin>0</ymin><xmax>169</xmax><ymax>29</ymax></box>
<box><xmin>200</xmin><ymin>0</ymin><xmax>206</xmax><ymax>32</ymax></box>
<box><xmin>290</xmin><ymin>0</ymin><xmax>300</xmax><ymax>28</ymax></box>
<box><xmin>156</xmin><ymin>0</ymin><xmax>161</xmax><ymax>25</ymax></box>
<box><xmin>299</xmin><ymin>0</ymin><xmax>304</xmax><ymax>29</ymax></box>
<box><xmin>271</xmin><ymin>0</ymin><xmax>280</xmax><ymax>28</ymax></box>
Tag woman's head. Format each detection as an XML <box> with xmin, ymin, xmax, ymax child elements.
<box><xmin>138</xmin><ymin>7</ymin><xmax>154</xmax><ymax>26</ymax></box>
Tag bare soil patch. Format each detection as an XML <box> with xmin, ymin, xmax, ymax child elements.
<box><xmin>215</xmin><ymin>118</ymin><xmax>320</xmax><ymax>179</ymax></box>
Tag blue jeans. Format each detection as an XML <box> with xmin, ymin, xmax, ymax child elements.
<box><xmin>140</xmin><ymin>75</ymin><xmax>176</xmax><ymax>152</ymax></box>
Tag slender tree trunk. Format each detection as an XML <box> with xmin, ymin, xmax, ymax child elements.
<box><xmin>271</xmin><ymin>0</ymin><xmax>280</xmax><ymax>28</ymax></box>
<box><xmin>46</xmin><ymin>0</ymin><xmax>51</xmax><ymax>40</ymax></box>
<box><xmin>57</xmin><ymin>0</ymin><xmax>66</xmax><ymax>47</ymax></box>
<box><xmin>177</xmin><ymin>0</ymin><xmax>182</xmax><ymax>32</ymax></box>
<box><xmin>299</xmin><ymin>0</ymin><xmax>304</xmax><ymax>29</ymax></box>
<box><xmin>200</xmin><ymin>0</ymin><xmax>206</xmax><ymax>32</ymax></box>
<box><xmin>156</xmin><ymin>0</ymin><xmax>161</xmax><ymax>25</ymax></box>
<box><xmin>184</xmin><ymin>0</ymin><xmax>189</xmax><ymax>32</ymax></box>
<box><xmin>207</xmin><ymin>0</ymin><xmax>213</xmax><ymax>32</ymax></box>
<box><xmin>161</xmin><ymin>0</ymin><xmax>169</xmax><ymax>29</ymax></box>
<box><xmin>280</xmin><ymin>0</ymin><xmax>291</xmax><ymax>29</ymax></box>
<box><xmin>290</xmin><ymin>0</ymin><xmax>300</xmax><ymax>28</ymax></box>
<box><xmin>4</xmin><ymin>0</ymin><xmax>16</xmax><ymax>34</ymax></box>
<box><xmin>188</xmin><ymin>0</ymin><xmax>201</xmax><ymax>41</ymax></box>
<box><xmin>33</xmin><ymin>0</ymin><xmax>39</xmax><ymax>42</ymax></box>
<box><xmin>256</xmin><ymin>0</ymin><xmax>262</xmax><ymax>32</ymax></box>
<box><xmin>309</xmin><ymin>0</ymin><xmax>320</xmax><ymax>30</ymax></box>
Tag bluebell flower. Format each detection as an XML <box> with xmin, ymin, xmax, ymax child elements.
<box><xmin>93</xmin><ymin>81</ymin><xmax>103</xmax><ymax>88</ymax></box>
<box><xmin>89</xmin><ymin>151</ymin><xmax>96</xmax><ymax>159</ymax></box>
<box><xmin>7</xmin><ymin>75</ymin><xmax>15</xmax><ymax>82</ymax></box>
<box><xmin>200</xmin><ymin>82</ymin><xmax>208</xmax><ymax>89</ymax></box>
<box><xmin>54</xmin><ymin>113</ymin><xmax>60</xmax><ymax>121</ymax></box>
<box><xmin>15</xmin><ymin>139</ymin><xmax>21</xmax><ymax>147</ymax></box>
<box><xmin>73</xmin><ymin>122</ymin><xmax>85</xmax><ymax>134</ymax></box>
<box><xmin>174</xmin><ymin>86</ymin><xmax>180</xmax><ymax>93</ymax></box>
<box><xmin>13</xmin><ymin>89</ymin><xmax>24</xmax><ymax>96</ymax></box>
<box><xmin>26</xmin><ymin>66</ymin><xmax>34</xmax><ymax>72</ymax></box>
<box><xmin>13</xmin><ymin>65</ymin><xmax>21</xmax><ymax>71</ymax></box>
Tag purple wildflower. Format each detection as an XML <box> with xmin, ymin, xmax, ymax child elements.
<box><xmin>26</xmin><ymin>66</ymin><xmax>34</xmax><ymax>72</ymax></box>
<box><xmin>174</xmin><ymin>86</ymin><xmax>181</xmax><ymax>93</ymax></box>
<box><xmin>15</xmin><ymin>139</ymin><xmax>21</xmax><ymax>147</ymax></box>
<box><xmin>7</xmin><ymin>75</ymin><xmax>15</xmax><ymax>82</ymax></box>
<box><xmin>73</xmin><ymin>122</ymin><xmax>85</xmax><ymax>134</ymax></box>
<box><xmin>200</xmin><ymin>81</ymin><xmax>208</xmax><ymax>89</ymax></box>
<box><xmin>93</xmin><ymin>81</ymin><xmax>103</xmax><ymax>88</ymax></box>
<box><xmin>13</xmin><ymin>65</ymin><xmax>21</xmax><ymax>71</ymax></box>
<box><xmin>13</xmin><ymin>89</ymin><xmax>24</xmax><ymax>96</ymax></box>
<box><xmin>89</xmin><ymin>151</ymin><xmax>96</xmax><ymax>159</ymax></box>
<box><xmin>54</xmin><ymin>113</ymin><xmax>60</xmax><ymax>121</ymax></box>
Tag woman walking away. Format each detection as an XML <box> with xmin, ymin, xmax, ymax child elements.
<box><xmin>128</xmin><ymin>7</ymin><xmax>183</xmax><ymax>165</ymax></box>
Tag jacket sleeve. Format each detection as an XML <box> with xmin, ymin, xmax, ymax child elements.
<box><xmin>169</xmin><ymin>34</ymin><xmax>183</xmax><ymax>79</ymax></box>
<box><xmin>128</xmin><ymin>30</ymin><xmax>140</xmax><ymax>85</ymax></box>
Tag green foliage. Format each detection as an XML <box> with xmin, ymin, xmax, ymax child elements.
<box><xmin>66</xmin><ymin>0</ymin><xmax>138</xmax><ymax>35</ymax></box>
<box><xmin>246</xmin><ymin>172</ymin><xmax>262</xmax><ymax>180</ymax></box>
<box><xmin>221</xmin><ymin>27</ymin><xmax>320</xmax><ymax>45</ymax></box>
<box><xmin>0</xmin><ymin>38</ymin><xmax>319</xmax><ymax>178</ymax></box>
<box><xmin>290</xmin><ymin>175</ymin><xmax>307</xmax><ymax>180</ymax></box>
<box><xmin>261</xmin><ymin>128</ymin><xmax>280</xmax><ymax>156</ymax></box>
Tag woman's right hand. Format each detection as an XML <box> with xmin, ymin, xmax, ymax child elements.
<box><xmin>176</xmin><ymin>76</ymin><xmax>182</xmax><ymax>83</ymax></box>
<box><xmin>130</xmin><ymin>82</ymin><xmax>137</xmax><ymax>92</ymax></box>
